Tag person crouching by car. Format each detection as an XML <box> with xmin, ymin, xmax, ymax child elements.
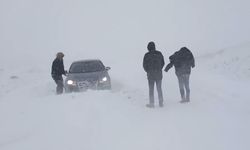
<box><xmin>51</xmin><ymin>52</ymin><xmax>67</xmax><ymax>94</ymax></box>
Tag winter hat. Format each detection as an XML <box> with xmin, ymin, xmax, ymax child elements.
<box><xmin>56</xmin><ymin>52</ymin><xmax>64</xmax><ymax>58</ymax></box>
<box><xmin>147</xmin><ymin>41</ymin><xmax>156</xmax><ymax>51</ymax></box>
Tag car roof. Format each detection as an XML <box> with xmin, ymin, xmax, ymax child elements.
<box><xmin>72</xmin><ymin>59</ymin><xmax>102</xmax><ymax>64</ymax></box>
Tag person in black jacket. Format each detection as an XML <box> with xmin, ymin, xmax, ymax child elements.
<box><xmin>143</xmin><ymin>41</ymin><xmax>165</xmax><ymax>108</ymax></box>
<box><xmin>51</xmin><ymin>52</ymin><xmax>67</xmax><ymax>94</ymax></box>
<box><xmin>165</xmin><ymin>47</ymin><xmax>195</xmax><ymax>103</ymax></box>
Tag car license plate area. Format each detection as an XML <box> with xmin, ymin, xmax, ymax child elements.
<box><xmin>77</xmin><ymin>81</ymin><xmax>97</xmax><ymax>90</ymax></box>
<box><xmin>77</xmin><ymin>81</ymin><xmax>89</xmax><ymax>89</ymax></box>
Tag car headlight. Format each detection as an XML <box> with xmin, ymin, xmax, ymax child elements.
<box><xmin>67</xmin><ymin>80</ymin><xmax>74</xmax><ymax>85</ymax></box>
<box><xmin>100</xmin><ymin>77</ymin><xmax>108</xmax><ymax>83</ymax></box>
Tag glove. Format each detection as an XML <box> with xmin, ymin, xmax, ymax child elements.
<box><xmin>164</xmin><ymin>65</ymin><xmax>171</xmax><ymax>72</ymax></box>
<box><xmin>164</xmin><ymin>67</ymin><xmax>169</xmax><ymax>72</ymax></box>
<box><xmin>64</xmin><ymin>70</ymin><xmax>68</xmax><ymax>75</ymax></box>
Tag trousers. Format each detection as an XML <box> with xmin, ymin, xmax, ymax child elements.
<box><xmin>52</xmin><ymin>75</ymin><xmax>64</xmax><ymax>94</ymax></box>
<box><xmin>177</xmin><ymin>74</ymin><xmax>190</xmax><ymax>101</ymax></box>
<box><xmin>148</xmin><ymin>79</ymin><xmax>163</xmax><ymax>105</ymax></box>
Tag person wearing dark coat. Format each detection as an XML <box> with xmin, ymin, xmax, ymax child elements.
<box><xmin>143</xmin><ymin>41</ymin><xmax>165</xmax><ymax>108</ymax></box>
<box><xmin>51</xmin><ymin>52</ymin><xmax>67</xmax><ymax>94</ymax></box>
<box><xmin>165</xmin><ymin>47</ymin><xmax>195</xmax><ymax>103</ymax></box>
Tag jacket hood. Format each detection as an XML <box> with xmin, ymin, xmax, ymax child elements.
<box><xmin>147</xmin><ymin>41</ymin><xmax>156</xmax><ymax>51</ymax></box>
<box><xmin>56</xmin><ymin>52</ymin><xmax>64</xmax><ymax>59</ymax></box>
<box><xmin>179</xmin><ymin>47</ymin><xmax>190</xmax><ymax>53</ymax></box>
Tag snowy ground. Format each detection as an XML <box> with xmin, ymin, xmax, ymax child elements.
<box><xmin>0</xmin><ymin>45</ymin><xmax>250</xmax><ymax>150</ymax></box>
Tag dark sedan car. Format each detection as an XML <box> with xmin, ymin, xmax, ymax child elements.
<box><xmin>65</xmin><ymin>59</ymin><xmax>111</xmax><ymax>92</ymax></box>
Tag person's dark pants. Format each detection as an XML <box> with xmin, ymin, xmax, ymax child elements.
<box><xmin>52</xmin><ymin>75</ymin><xmax>64</xmax><ymax>94</ymax></box>
<box><xmin>177</xmin><ymin>74</ymin><xmax>190</xmax><ymax>101</ymax></box>
<box><xmin>148</xmin><ymin>79</ymin><xmax>164</xmax><ymax>105</ymax></box>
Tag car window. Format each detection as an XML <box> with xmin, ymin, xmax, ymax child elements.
<box><xmin>70</xmin><ymin>61</ymin><xmax>105</xmax><ymax>73</ymax></box>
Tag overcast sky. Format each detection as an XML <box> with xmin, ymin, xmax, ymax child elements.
<box><xmin>0</xmin><ymin>0</ymin><xmax>250</xmax><ymax>66</ymax></box>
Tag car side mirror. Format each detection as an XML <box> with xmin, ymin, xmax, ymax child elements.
<box><xmin>105</xmin><ymin>67</ymin><xmax>111</xmax><ymax>70</ymax></box>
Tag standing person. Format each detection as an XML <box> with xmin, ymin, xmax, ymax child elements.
<box><xmin>51</xmin><ymin>52</ymin><xmax>67</xmax><ymax>94</ymax></box>
<box><xmin>143</xmin><ymin>41</ymin><xmax>165</xmax><ymax>108</ymax></box>
<box><xmin>165</xmin><ymin>47</ymin><xmax>195</xmax><ymax>103</ymax></box>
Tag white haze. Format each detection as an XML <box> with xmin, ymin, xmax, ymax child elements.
<box><xmin>1</xmin><ymin>0</ymin><xmax>250</xmax><ymax>66</ymax></box>
<box><xmin>0</xmin><ymin>0</ymin><xmax>250</xmax><ymax>150</ymax></box>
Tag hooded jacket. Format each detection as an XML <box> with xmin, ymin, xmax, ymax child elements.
<box><xmin>165</xmin><ymin>47</ymin><xmax>195</xmax><ymax>75</ymax></box>
<box><xmin>51</xmin><ymin>58</ymin><xmax>66</xmax><ymax>77</ymax></box>
<box><xmin>143</xmin><ymin>42</ymin><xmax>165</xmax><ymax>80</ymax></box>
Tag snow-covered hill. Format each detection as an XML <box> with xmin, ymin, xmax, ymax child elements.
<box><xmin>198</xmin><ymin>42</ymin><xmax>250</xmax><ymax>81</ymax></box>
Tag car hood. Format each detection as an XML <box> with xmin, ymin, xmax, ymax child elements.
<box><xmin>66</xmin><ymin>71</ymin><xmax>106</xmax><ymax>82</ymax></box>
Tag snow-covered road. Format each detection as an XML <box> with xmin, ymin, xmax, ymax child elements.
<box><xmin>0</xmin><ymin>47</ymin><xmax>250</xmax><ymax>150</ymax></box>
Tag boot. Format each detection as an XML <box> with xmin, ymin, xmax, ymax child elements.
<box><xmin>159</xmin><ymin>101</ymin><xmax>164</xmax><ymax>107</ymax></box>
<box><xmin>180</xmin><ymin>100</ymin><xmax>189</xmax><ymax>103</ymax></box>
<box><xmin>179</xmin><ymin>96</ymin><xmax>186</xmax><ymax>103</ymax></box>
<box><xmin>180</xmin><ymin>98</ymin><xmax>190</xmax><ymax>103</ymax></box>
<box><xmin>146</xmin><ymin>103</ymin><xmax>155</xmax><ymax>108</ymax></box>
<box><xmin>186</xmin><ymin>93</ymin><xmax>190</xmax><ymax>102</ymax></box>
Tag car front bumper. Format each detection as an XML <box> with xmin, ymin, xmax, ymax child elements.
<box><xmin>65</xmin><ymin>80</ymin><xmax>111</xmax><ymax>92</ymax></box>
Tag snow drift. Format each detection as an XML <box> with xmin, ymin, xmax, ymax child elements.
<box><xmin>198</xmin><ymin>42</ymin><xmax>250</xmax><ymax>80</ymax></box>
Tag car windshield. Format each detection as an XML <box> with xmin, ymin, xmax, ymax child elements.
<box><xmin>69</xmin><ymin>61</ymin><xmax>105</xmax><ymax>73</ymax></box>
